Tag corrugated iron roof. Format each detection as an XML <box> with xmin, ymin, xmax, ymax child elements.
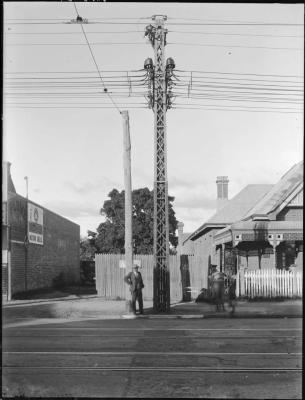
<box><xmin>243</xmin><ymin>161</ymin><xmax>303</xmax><ymax>220</ymax></box>
<box><xmin>186</xmin><ymin>184</ymin><xmax>272</xmax><ymax>242</ymax></box>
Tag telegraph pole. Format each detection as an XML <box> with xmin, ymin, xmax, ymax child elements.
<box><xmin>144</xmin><ymin>16</ymin><xmax>175</xmax><ymax>312</ymax></box>
<box><xmin>121</xmin><ymin>110</ymin><xmax>134</xmax><ymax>315</ymax></box>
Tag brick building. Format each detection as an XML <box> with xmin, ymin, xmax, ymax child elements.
<box><xmin>2</xmin><ymin>162</ymin><xmax>80</xmax><ymax>300</ymax></box>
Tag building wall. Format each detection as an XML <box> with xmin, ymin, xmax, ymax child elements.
<box><xmin>8</xmin><ymin>193</ymin><xmax>80</xmax><ymax>296</ymax></box>
<box><xmin>191</xmin><ymin>228</ymin><xmax>220</xmax><ymax>270</ymax></box>
<box><xmin>276</xmin><ymin>207</ymin><xmax>303</xmax><ymax>221</ymax></box>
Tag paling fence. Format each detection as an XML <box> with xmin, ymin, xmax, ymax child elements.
<box><xmin>95</xmin><ymin>253</ymin><xmax>182</xmax><ymax>301</ymax></box>
<box><xmin>187</xmin><ymin>253</ymin><xmax>208</xmax><ymax>300</ymax></box>
<box><xmin>236</xmin><ymin>269</ymin><xmax>303</xmax><ymax>299</ymax></box>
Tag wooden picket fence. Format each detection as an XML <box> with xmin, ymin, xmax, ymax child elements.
<box><xmin>187</xmin><ymin>253</ymin><xmax>208</xmax><ymax>299</ymax></box>
<box><xmin>95</xmin><ymin>253</ymin><xmax>182</xmax><ymax>301</ymax></box>
<box><xmin>236</xmin><ymin>269</ymin><xmax>303</xmax><ymax>299</ymax></box>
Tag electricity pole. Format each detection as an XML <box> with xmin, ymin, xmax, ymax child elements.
<box><xmin>144</xmin><ymin>15</ymin><xmax>175</xmax><ymax>312</ymax></box>
<box><xmin>122</xmin><ymin>110</ymin><xmax>134</xmax><ymax>315</ymax></box>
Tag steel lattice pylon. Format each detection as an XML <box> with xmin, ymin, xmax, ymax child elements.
<box><xmin>145</xmin><ymin>16</ymin><xmax>170</xmax><ymax>312</ymax></box>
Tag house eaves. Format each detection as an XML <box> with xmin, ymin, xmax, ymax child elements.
<box><xmin>185</xmin><ymin>223</ymin><xmax>227</xmax><ymax>243</ymax></box>
<box><xmin>186</xmin><ymin>184</ymin><xmax>273</xmax><ymax>243</ymax></box>
<box><xmin>243</xmin><ymin>161</ymin><xmax>303</xmax><ymax>221</ymax></box>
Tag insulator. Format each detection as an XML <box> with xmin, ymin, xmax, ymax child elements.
<box><xmin>166</xmin><ymin>57</ymin><xmax>175</xmax><ymax>70</ymax></box>
<box><xmin>144</xmin><ymin>58</ymin><xmax>154</xmax><ymax>70</ymax></box>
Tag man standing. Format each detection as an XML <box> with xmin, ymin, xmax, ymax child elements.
<box><xmin>124</xmin><ymin>264</ymin><xmax>145</xmax><ymax>315</ymax></box>
<box><xmin>211</xmin><ymin>269</ymin><xmax>227</xmax><ymax>311</ymax></box>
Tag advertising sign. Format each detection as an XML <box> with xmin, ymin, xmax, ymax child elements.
<box><xmin>119</xmin><ymin>259</ymin><xmax>141</xmax><ymax>269</ymax></box>
<box><xmin>28</xmin><ymin>203</ymin><xmax>43</xmax><ymax>245</ymax></box>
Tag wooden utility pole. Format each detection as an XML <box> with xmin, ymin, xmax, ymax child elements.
<box><xmin>122</xmin><ymin>110</ymin><xmax>133</xmax><ymax>313</ymax></box>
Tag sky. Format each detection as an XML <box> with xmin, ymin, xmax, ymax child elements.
<box><xmin>3</xmin><ymin>2</ymin><xmax>304</xmax><ymax>237</ymax></box>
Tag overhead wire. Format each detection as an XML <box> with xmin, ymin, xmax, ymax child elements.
<box><xmin>3</xmin><ymin>8</ymin><xmax>303</xmax><ymax>115</ymax></box>
<box><xmin>72</xmin><ymin>2</ymin><xmax>121</xmax><ymax>114</ymax></box>
<box><xmin>175</xmin><ymin>69</ymin><xmax>303</xmax><ymax>79</ymax></box>
<box><xmin>4</xmin><ymin>21</ymin><xmax>303</xmax><ymax>26</ymax></box>
<box><xmin>4</xmin><ymin>69</ymin><xmax>302</xmax><ymax>79</ymax></box>
<box><xmin>169</xmin><ymin>30</ymin><xmax>303</xmax><ymax>38</ymax></box>
<box><xmin>171</xmin><ymin>106</ymin><xmax>300</xmax><ymax>114</ymax></box>
<box><xmin>5</xmin><ymin>30</ymin><xmax>143</xmax><ymax>35</ymax></box>
<box><xmin>167</xmin><ymin>42</ymin><xmax>302</xmax><ymax>51</ymax></box>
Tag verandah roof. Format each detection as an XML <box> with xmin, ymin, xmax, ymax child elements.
<box><xmin>214</xmin><ymin>220</ymin><xmax>303</xmax><ymax>246</ymax></box>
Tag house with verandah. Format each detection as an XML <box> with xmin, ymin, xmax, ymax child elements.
<box><xmin>183</xmin><ymin>161</ymin><xmax>303</xmax><ymax>288</ymax></box>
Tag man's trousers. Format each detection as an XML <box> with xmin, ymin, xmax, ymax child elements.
<box><xmin>131</xmin><ymin>289</ymin><xmax>143</xmax><ymax>314</ymax></box>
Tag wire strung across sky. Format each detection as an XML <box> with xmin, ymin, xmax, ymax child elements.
<box><xmin>4</xmin><ymin>69</ymin><xmax>303</xmax><ymax>113</ymax></box>
<box><xmin>5</xmin><ymin>30</ymin><xmax>303</xmax><ymax>39</ymax></box>
<box><xmin>71</xmin><ymin>2</ymin><xmax>122</xmax><ymax>114</ymax></box>
<box><xmin>4</xmin><ymin>20</ymin><xmax>303</xmax><ymax>26</ymax></box>
<box><xmin>5</xmin><ymin>41</ymin><xmax>303</xmax><ymax>51</ymax></box>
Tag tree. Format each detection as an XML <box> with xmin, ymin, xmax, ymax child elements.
<box><xmin>94</xmin><ymin>187</ymin><xmax>178</xmax><ymax>254</ymax></box>
<box><xmin>80</xmin><ymin>231</ymin><xmax>97</xmax><ymax>261</ymax></box>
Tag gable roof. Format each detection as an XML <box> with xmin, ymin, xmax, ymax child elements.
<box><xmin>243</xmin><ymin>161</ymin><xmax>303</xmax><ymax>220</ymax></box>
<box><xmin>185</xmin><ymin>184</ymin><xmax>273</xmax><ymax>242</ymax></box>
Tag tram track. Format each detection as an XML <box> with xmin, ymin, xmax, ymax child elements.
<box><xmin>3</xmin><ymin>366</ymin><xmax>302</xmax><ymax>372</ymax></box>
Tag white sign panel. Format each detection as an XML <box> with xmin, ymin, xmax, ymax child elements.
<box><xmin>28</xmin><ymin>203</ymin><xmax>44</xmax><ymax>245</ymax></box>
<box><xmin>119</xmin><ymin>259</ymin><xmax>141</xmax><ymax>269</ymax></box>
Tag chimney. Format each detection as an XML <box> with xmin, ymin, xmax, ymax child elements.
<box><xmin>3</xmin><ymin>161</ymin><xmax>16</xmax><ymax>194</ymax></box>
<box><xmin>216</xmin><ymin>176</ymin><xmax>229</xmax><ymax>211</ymax></box>
<box><xmin>2</xmin><ymin>162</ymin><xmax>11</xmax><ymax>202</ymax></box>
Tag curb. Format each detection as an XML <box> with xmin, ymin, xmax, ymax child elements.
<box><xmin>120</xmin><ymin>313</ymin><xmax>302</xmax><ymax>319</ymax></box>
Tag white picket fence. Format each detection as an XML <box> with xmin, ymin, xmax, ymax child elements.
<box><xmin>237</xmin><ymin>269</ymin><xmax>302</xmax><ymax>299</ymax></box>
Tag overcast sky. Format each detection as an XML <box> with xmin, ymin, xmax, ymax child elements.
<box><xmin>3</xmin><ymin>2</ymin><xmax>304</xmax><ymax>237</ymax></box>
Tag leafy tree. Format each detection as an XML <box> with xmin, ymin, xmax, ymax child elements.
<box><xmin>80</xmin><ymin>231</ymin><xmax>97</xmax><ymax>261</ymax></box>
<box><xmin>94</xmin><ymin>187</ymin><xmax>178</xmax><ymax>254</ymax></box>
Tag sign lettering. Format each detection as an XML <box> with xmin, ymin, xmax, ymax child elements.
<box><xmin>28</xmin><ymin>203</ymin><xmax>43</xmax><ymax>245</ymax></box>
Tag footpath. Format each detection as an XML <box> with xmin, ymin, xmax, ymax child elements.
<box><xmin>2</xmin><ymin>295</ymin><xmax>303</xmax><ymax>326</ymax></box>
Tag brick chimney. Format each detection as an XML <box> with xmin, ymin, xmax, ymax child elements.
<box><xmin>216</xmin><ymin>176</ymin><xmax>229</xmax><ymax>211</ymax></box>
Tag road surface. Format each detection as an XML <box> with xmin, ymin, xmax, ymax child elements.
<box><xmin>2</xmin><ymin>317</ymin><xmax>302</xmax><ymax>398</ymax></box>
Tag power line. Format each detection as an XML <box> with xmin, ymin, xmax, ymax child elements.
<box><xmin>4</xmin><ymin>21</ymin><xmax>303</xmax><ymax>26</ymax></box>
<box><xmin>4</xmin><ymin>69</ymin><xmax>302</xmax><ymax>79</ymax></box>
<box><xmin>170</xmin><ymin>30</ymin><xmax>303</xmax><ymax>38</ymax></box>
<box><xmin>4</xmin><ymin>69</ymin><xmax>145</xmax><ymax>74</ymax></box>
<box><xmin>175</xmin><ymin>69</ymin><xmax>303</xmax><ymax>79</ymax></box>
<box><xmin>5</xmin><ymin>17</ymin><xmax>151</xmax><ymax>21</ymax></box>
<box><xmin>72</xmin><ymin>2</ymin><xmax>121</xmax><ymax>114</ymax></box>
<box><xmin>5</xmin><ymin>31</ymin><xmax>142</xmax><ymax>35</ymax></box>
<box><xmin>173</xmin><ymin>78</ymin><xmax>302</xmax><ymax>90</ymax></box>
<box><xmin>168</xmin><ymin>42</ymin><xmax>303</xmax><ymax>51</ymax></box>
<box><xmin>5</xmin><ymin>30</ymin><xmax>303</xmax><ymax>39</ymax></box>
<box><xmin>3</xmin><ymin>22</ymin><xmax>153</xmax><ymax>25</ymax></box>
<box><xmin>173</xmin><ymin>94</ymin><xmax>302</xmax><ymax>104</ymax></box>
<box><xmin>5</xmin><ymin>41</ymin><xmax>302</xmax><ymax>51</ymax></box>
<box><xmin>167</xmin><ymin>17</ymin><xmax>302</xmax><ymax>24</ymax></box>
<box><xmin>166</xmin><ymin>22</ymin><xmax>303</xmax><ymax>26</ymax></box>
<box><xmin>5</xmin><ymin>42</ymin><xmax>146</xmax><ymax>46</ymax></box>
<box><xmin>5</xmin><ymin>80</ymin><xmax>300</xmax><ymax>91</ymax></box>
<box><xmin>172</xmin><ymin>106</ymin><xmax>301</xmax><ymax>114</ymax></box>
<box><xmin>5</xmin><ymin>105</ymin><xmax>147</xmax><ymax>109</ymax></box>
